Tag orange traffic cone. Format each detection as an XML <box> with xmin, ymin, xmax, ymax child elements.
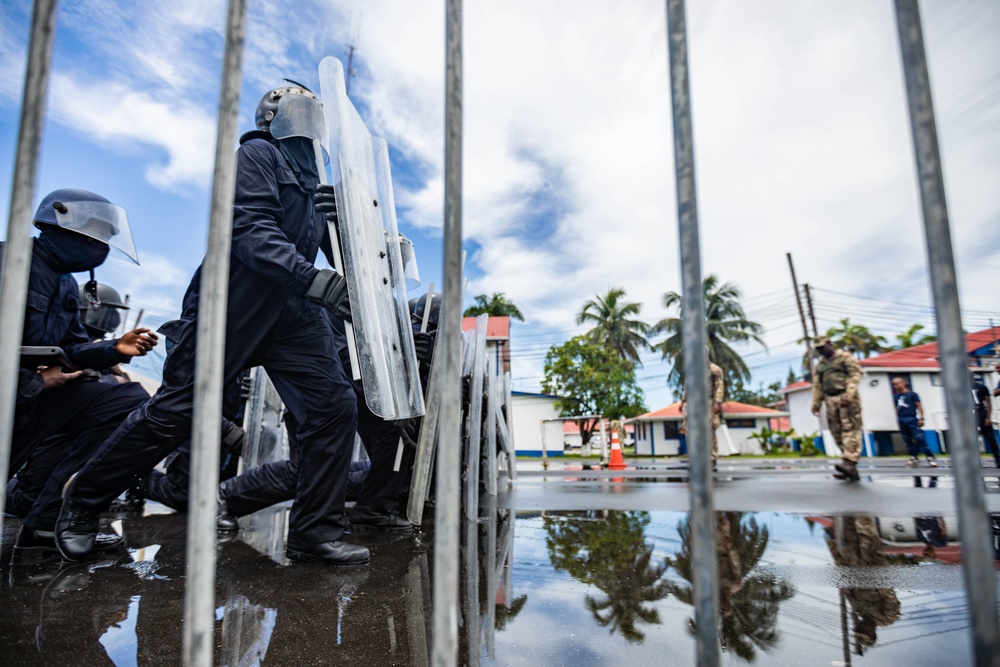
<box><xmin>607</xmin><ymin>428</ymin><xmax>626</xmax><ymax>471</ymax></box>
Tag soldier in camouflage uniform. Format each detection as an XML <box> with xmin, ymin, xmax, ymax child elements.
<box><xmin>811</xmin><ymin>336</ymin><xmax>864</xmax><ymax>481</ymax></box>
<box><xmin>681</xmin><ymin>357</ymin><xmax>725</xmax><ymax>470</ymax></box>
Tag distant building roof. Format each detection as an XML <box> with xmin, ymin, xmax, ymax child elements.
<box><xmin>777</xmin><ymin>380</ymin><xmax>812</xmax><ymax>395</ymax></box>
<box><xmin>461</xmin><ymin>316</ymin><xmax>510</xmax><ymax>340</ymax></box>
<box><xmin>858</xmin><ymin>327</ymin><xmax>998</xmax><ymax>370</ymax></box>
<box><xmin>630</xmin><ymin>401</ymin><xmax>788</xmax><ymax>421</ymax></box>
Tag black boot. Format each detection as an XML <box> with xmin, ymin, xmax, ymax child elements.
<box><xmin>54</xmin><ymin>474</ymin><xmax>101</xmax><ymax>561</ymax></box>
<box><xmin>350</xmin><ymin>506</ymin><xmax>414</xmax><ymax>534</ymax></box>
<box><xmin>14</xmin><ymin>525</ymin><xmax>123</xmax><ymax>562</ymax></box>
<box><xmin>217</xmin><ymin>488</ymin><xmax>239</xmax><ymax>533</ymax></box>
<box><xmin>286</xmin><ymin>540</ymin><xmax>371</xmax><ymax>566</ymax></box>
<box><xmin>833</xmin><ymin>459</ymin><xmax>860</xmax><ymax>482</ymax></box>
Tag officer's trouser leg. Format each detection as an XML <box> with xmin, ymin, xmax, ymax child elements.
<box><xmin>144</xmin><ymin>443</ymin><xmax>194</xmax><ymax>512</ymax></box>
<box><xmin>826</xmin><ymin>394</ymin><xmax>862</xmax><ymax>463</ymax></box>
<box><xmin>262</xmin><ymin>313</ymin><xmax>357</xmax><ymax>547</ymax></box>
<box><xmin>222</xmin><ymin>415</ymin><xmax>301</xmax><ymax>517</ymax></box>
<box><xmin>711</xmin><ymin>414</ymin><xmax>721</xmax><ymax>461</ymax></box>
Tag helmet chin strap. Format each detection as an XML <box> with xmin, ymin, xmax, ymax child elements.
<box><xmin>84</xmin><ymin>269</ymin><xmax>101</xmax><ymax>308</ymax></box>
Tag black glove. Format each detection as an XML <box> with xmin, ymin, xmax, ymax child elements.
<box><xmin>413</xmin><ymin>331</ymin><xmax>435</xmax><ymax>366</ymax></box>
<box><xmin>306</xmin><ymin>269</ymin><xmax>351</xmax><ymax>320</ymax></box>
<box><xmin>314</xmin><ymin>184</ymin><xmax>339</xmax><ymax>227</ymax></box>
<box><xmin>400</xmin><ymin>418</ymin><xmax>420</xmax><ymax>449</ymax></box>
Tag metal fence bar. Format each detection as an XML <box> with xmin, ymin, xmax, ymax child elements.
<box><xmin>664</xmin><ymin>1</ymin><xmax>720</xmax><ymax>665</ymax></box>
<box><xmin>0</xmin><ymin>0</ymin><xmax>58</xmax><ymax>525</ymax></box>
<box><xmin>892</xmin><ymin>2</ymin><xmax>1000</xmax><ymax>664</ymax></box>
<box><xmin>182</xmin><ymin>0</ymin><xmax>248</xmax><ymax>664</ymax></box>
<box><xmin>434</xmin><ymin>0</ymin><xmax>464</xmax><ymax>664</ymax></box>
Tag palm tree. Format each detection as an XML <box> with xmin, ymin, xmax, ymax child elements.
<box><xmin>463</xmin><ymin>292</ymin><xmax>525</xmax><ymax>321</ymax></box>
<box><xmin>651</xmin><ymin>275</ymin><xmax>765</xmax><ymax>394</ymax></box>
<box><xmin>826</xmin><ymin>318</ymin><xmax>888</xmax><ymax>358</ymax></box>
<box><xmin>666</xmin><ymin>512</ymin><xmax>795</xmax><ymax>662</ymax></box>
<box><xmin>576</xmin><ymin>288</ymin><xmax>651</xmax><ymax>365</ymax></box>
<box><xmin>895</xmin><ymin>323</ymin><xmax>936</xmax><ymax>349</ymax></box>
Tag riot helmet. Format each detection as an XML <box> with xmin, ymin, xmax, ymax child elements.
<box><xmin>255</xmin><ymin>81</ymin><xmax>326</xmax><ymax>144</ymax></box>
<box><xmin>34</xmin><ymin>188</ymin><xmax>139</xmax><ymax>264</ymax></box>
<box><xmin>78</xmin><ymin>282</ymin><xmax>129</xmax><ymax>337</ymax></box>
<box><xmin>409</xmin><ymin>292</ymin><xmax>442</xmax><ymax>331</ymax></box>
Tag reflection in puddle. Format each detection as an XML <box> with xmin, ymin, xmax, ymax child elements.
<box><xmin>1</xmin><ymin>505</ymin><xmax>996</xmax><ymax>665</ymax></box>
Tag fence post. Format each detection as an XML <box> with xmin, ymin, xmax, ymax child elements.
<box><xmin>893</xmin><ymin>2</ymin><xmax>1000</xmax><ymax>664</ymax></box>
<box><xmin>182</xmin><ymin>0</ymin><xmax>248</xmax><ymax>664</ymax></box>
<box><xmin>664</xmin><ymin>1</ymin><xmax>720</xmax><ymax>665</ymax></box>
<box><xmin>434</xmin><ymin>0</ymin><xmax>464</xmax><ymax>665</ymax></box>
<box><xmin>0</xmin><ymin>0</ymin><xmax>59</xmax><ymax>525</ymax></box>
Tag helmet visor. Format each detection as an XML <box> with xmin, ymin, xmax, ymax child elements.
<box><xmin>269</xmin><ymin>94</ymin><xmax>327</xmax><ymax>145</ymax></box>
<box><xmin>83</xmin><ymin>304</ymin><xmax>123</xmax><ymax>334</ymax></box>
<box><xmin>53</xmin><ymin>201</ymin><xmax>139</xmax><ymax>264</ymax></box>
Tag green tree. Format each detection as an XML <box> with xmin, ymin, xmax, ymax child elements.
<box><xmin>728</xmin><ymin>381</ymin><xmax>782</xmax><ymax>407</ymax></box>
<box><xmin>463</xmin><ymin>292</ymin><xmax>525</xmax><ymax>321</ymax></box>
<box><xmin>895</xmin><ymin>323</ymin><xmax>936</xmax><ymax>349</ymax></box>
<box><xmin>826</xmin><ymin>318</ymin><xmax>888</xmax><ymax>358</ymax></box>
<box><xmin>576</xmin><ymin>287</ymin><xmax>651</xmax><ymax>365</ymax></box>
<box><xmin>545</xmin><ymin>511</ymin><xmax>669</xmax><ymax>644</ymax></box>
<box><xmin>495</xmin><ymin>595</ymin><xmax>528</xmax><ymax>631</ymax></box>
<box><xmin>542</xmin><ymin>336</ymin><xmax>647</xmax><ymax>445</ymax></box>
<box><xmin>651</xmin><ymin>275</ymin><xmax>766</xmax><ymax>394</ymax></box>
<box><xmin>666</xmin><ymin>513</ymin><xmax>795</xmax><ymax>662</ymax></box>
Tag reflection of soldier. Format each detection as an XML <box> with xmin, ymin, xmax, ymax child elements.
<box><xmin>680</xmin><ymin>358</ymin><xmax>725</xmax><ymax>470</ymax></box>
<box><xmin>826</xmin><ymin>517</ymin><xmax>901</xmax><ymax>653</ymax></box>
<box><xmin>811</xmin><ymin>337</ymin><xmax>864</xmax><ymax>481</ymax></box>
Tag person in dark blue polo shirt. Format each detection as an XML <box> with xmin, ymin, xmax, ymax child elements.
<box><xmin>892</xmin><ymin>377</ymin><xmax>937</xmax><ymax>467</ymax></box>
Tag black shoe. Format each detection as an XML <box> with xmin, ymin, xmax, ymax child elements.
<box><xmin>350</xmin><ymin>507</ymin><xmax>414</xmax><ymax>534</ymax></box>
<box><xmin>108</xmin><ymin>486</ymin><xmax>146</xmax><ymax>513</ymax></box>
<box><xmin>217</xmin><ymin>495</ymin><xmax>239</xmax><ymax>533</ymax></box>
<box><xmin>286</xmin><ymin>540</ymin><xmax>371</xmax><ymax>566</ymax></box>
<box><xmin>14</xmin><ymin>526</ymin><xmax>123</xmax><ymax>562</ymax></box>
<box><xmin>712</xmin><ymin>460</ymin><xmax>718</xmax><ymax>473</ymax></box>
<box><xmin>55</xmin><ymin>475</ymin><xmax>101</xmax><ymax>562</ymax></box>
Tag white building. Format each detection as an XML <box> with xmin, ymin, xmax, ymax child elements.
<box><xmin>778</xmin><ymin>328</ymin><xmax>1000</xmax><ymax>456</ymax></box>
<box><xmin>628</xmin><ymin>401</ymin><xmax>788</xmax><ymax>456</ymax></box>
<box><xmin>510</xmin><ymin>391</ymin><xmax>562</xmax><ymax>457</ymax></box>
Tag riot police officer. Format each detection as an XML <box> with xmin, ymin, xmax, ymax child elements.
<box><xmin>6</xmin><ymin>189</ymin><xmax>155</xmax><ymax>561</ymax></box>
<box><xmin>56</xmin><ymin>84</ymin><xmax>368</xmax><ymax>566</ymax></box>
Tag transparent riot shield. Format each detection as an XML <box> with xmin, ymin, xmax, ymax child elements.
<box><xmin>503</xmin><ymin>371</ymin><xmax>516</xmax><ymax>482</ymax></box>
<box><xmin>484</xmin><ymin>350</ymin><xmax>498</xmax><ymax>496</ymax></box>
<box><xmin>240</xmin><ymin>367</ymin><xmax>288</xmax><ymax>472</ymax></box>
<box><xmin>464</xmin><ymin>315</ymin><xmax>488</xmax><ymax>521</ymax></box>
<box><xmin>318</xmin><ymin>56</ymin><xmax>424</xmax><ymax>420</ymax></box>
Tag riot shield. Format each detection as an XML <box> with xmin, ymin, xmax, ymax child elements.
<box><xmin>484</xmin><ymin>350</ymin><xmax>498</xmax><ymax>496</ymax></box>
<box><xmin>503</xmin><ymin>371</ymin><xmax>516</xmax><ymax>482</ymax></box>
<box><xmin>319</xmin><ymin>56</ymin><xmax>424</xmax><ymax>420</ymax></box>
<box><xmin>464</xmin><ymin>315</ymin><xmax>488</xmax><ymax>521</ymax></box>
<box><xmin>240</xmin><ymin>367</ymin><xmax>288</xmax><ymax>472</ymax></box>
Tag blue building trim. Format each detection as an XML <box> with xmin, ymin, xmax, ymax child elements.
<box><xmin>517</xmin><ymin>450</ymin><xmax>564</xmax><ymax>458</ymax></box>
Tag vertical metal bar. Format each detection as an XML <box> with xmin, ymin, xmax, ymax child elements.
<box><xmin>893</xmin><ymin>2</ymin><xmax>1000</xmax><ymax>664</ymax></box>
<box><xmin>0</xmin><ymin>0</ymin><xmax>59</xmax><ymax>524</ymax></box>
<box><xmin>664</xmin><ymin>1</ymin><xmax>720</xmax><ymax>665</ymax></box>
<box><xmin>434</xmin><ymin>0</ymin><xmax>463</xmax><ymax>664</ymax></box>
<box><xmin>182</xmin><ymin>0</ymin><xmax>247</xmax><ymax>664</ymax></box>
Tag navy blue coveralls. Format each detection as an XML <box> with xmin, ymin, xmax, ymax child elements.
<box><xmin>67</xmin><ymin>133</ymin><xmax>359</xmax><ymax>548</ymax></box>
<box><xmin>894</xmin><ymin>389</ymin><xmax>932</xmax><ymax>458</ymax></box>
<box><xmin>5</xmin><ymin>239</ymin><xmax>150</xmax><ymax>530</ymax></box>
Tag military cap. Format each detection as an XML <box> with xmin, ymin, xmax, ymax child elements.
<box><xmin>812</xmin><ymin>335</ymin><xmax>830</xmax><ymax>348</ymax></box>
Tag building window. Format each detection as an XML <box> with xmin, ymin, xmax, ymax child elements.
<box><xmin>930</xmin><ymin>374</ymin><xmax>943</xmax><ymax>386</ymax></box>
<box><xmin>663</xmin><ymin>421</ymin><xmax>679</xmax><ymax>439</ymax></box>
<box><xmin>726</xmin><ymin>418</ymin><xmax>755</xmax><ymax>429</ymax></box>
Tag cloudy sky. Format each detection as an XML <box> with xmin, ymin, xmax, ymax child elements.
<box><xmin>2</xmin><ymin>0</ymin><xmax>998</xmax><ymax>409</ymax></box>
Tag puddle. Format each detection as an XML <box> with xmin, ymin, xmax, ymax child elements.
<box><xmin>1</xmin><ymin>506</ymin><xmax>997</xmax><ymax>665</ymax></box>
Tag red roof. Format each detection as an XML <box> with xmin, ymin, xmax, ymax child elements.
<box><xmin>562</xmin><ymin>420</ymin><xmax>634</xmax><ymax>434</ymax></box>
<box><xmin>777</xmin><ymin>380</ymin><xmax>811</xmax><ymax>395</ymax></box>
<box><xmin>632</xmin><ymin>401</ymin><xmax>787</xmax><ymax>421</ymax></box>
<box><xmin>859</xmin><ymin>327</ymin><xmax>997</xmax><ymax>370</ymax></box>
<box><xmin>461</xmin><ymin>316</ymin><xmax>510</xmax><ymax>340</ymax></box>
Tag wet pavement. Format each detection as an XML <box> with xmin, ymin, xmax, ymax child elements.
<box><xmin>2</xmin><ymin>459</ymin><xmax>999</xmax><ymax>665</ymax></box>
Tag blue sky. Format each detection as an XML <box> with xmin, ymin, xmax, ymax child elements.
<box><xmin>2</xmin><ymin>0</ymin><xmax>999</xmax><ymax>409</ymax></box>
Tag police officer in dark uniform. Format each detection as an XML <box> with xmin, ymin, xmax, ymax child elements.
<box><xmin>56</xmin><ymin>84</ymin><xmax>368</xmax><ymax>566</ymax></box>
<box><xmin>6</xmin><ymin>188</ymin><xmax>156</xmax><ymax>560</ymax></box>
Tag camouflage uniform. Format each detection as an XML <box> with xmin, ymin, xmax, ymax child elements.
<box><xmin>812</xmin><ymin>348</ymin><xmax>863</xmax><ymax>463</ymax></box>
<box><xmin>682</xmin><ymin>362</ymin><xmax>725</xmax><ymax>461</ymax></box>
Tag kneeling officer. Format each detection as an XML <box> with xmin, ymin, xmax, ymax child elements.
<box><xmin>7</xmin><ymin>189</ymin><xmax>156</xmax><ymax>560</ymax></box>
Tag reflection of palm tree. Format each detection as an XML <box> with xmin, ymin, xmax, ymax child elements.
<box><xmin>494</xmin><ymin>595</ymin><xmax>527</xmax><ymax>631</ymax></box>
<box><xmin>545</xmin><ymin>510</ymin><xmax>668</xmax><ymax>643</ymax></box>
<box><xmin>666</xmin><ymin>512</ymin><xmax>794</xmax><ymax>663</ymax></box>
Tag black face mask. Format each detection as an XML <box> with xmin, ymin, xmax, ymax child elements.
<box><xmin>36</xmin><ymin>226</ymin><xmax>110</xmax><ymax>273</ymax></box>
<box><xmin>277</xmin><ymin>136</ymin><xmax>320</xmax><ymax>191</ymax></box>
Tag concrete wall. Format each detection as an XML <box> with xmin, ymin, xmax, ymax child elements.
<box><xmin>511</xmin><ymin>394</ymin><xmax>560</xmax><ymax>456</ymax></box>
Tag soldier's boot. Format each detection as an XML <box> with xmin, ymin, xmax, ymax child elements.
<box><xmin>833</xmin><ymin>459</ymin><xmax>860</xmax><ymax>482</ymax></box>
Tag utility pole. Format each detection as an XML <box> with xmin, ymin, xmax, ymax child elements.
<box><xmin>804</xmin><ymin>283</ymin><xmax>818</xmax><ymax>338</ymax></box>
<box><xmin>345</xmin><ymin>17</ymin><xmax>362</xmax><ymax>97</ymax></box>
<box><xmin>786</xmin><ymin>253</ymin><xmax>814</xmax><ymax>376</ymax></box>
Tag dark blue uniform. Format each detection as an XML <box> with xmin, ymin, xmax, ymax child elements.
<box><xmin>66</xmin><ymin>133</ymin><xmax>359</xmax><ymax>548</ymax></box>
<box><xmin>894</xmin><ymin>389</ymin><xmax>932</xmax><ymax>458</ymax></box>
<box><xmin>5</xmin><ymin>238</ymin><xmax>150</xmax><ymax>531</ymax></box>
